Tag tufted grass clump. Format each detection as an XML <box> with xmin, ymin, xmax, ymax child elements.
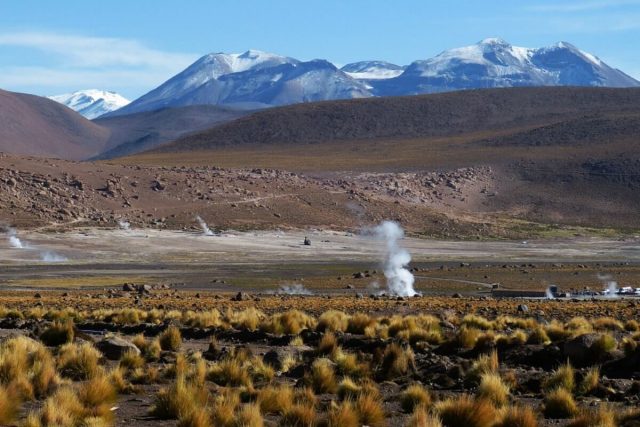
<box><xmin>566</xmin><ymin>405</ymin><xmax>615</xmax><ymax>427</ymax></box>
<box><xmin>407</xmin><ymin>405</ymin><xmax>443</xmax><ymax>427</ymax></box>
<box><xmin>258</xmin><ymin>384</ymin><xmax>294</xmax><ymax>415</ymax></box>
<box><xmin>476</xmin><ymin>373</ymin><xmax>510</xmax><ymax>407</ymax></box>
<box><xmin>324</xmin><ymin>401</ymin><xmax>359</xmax><ymax>427</ymax></box>
<box><xmin>40</xmin><ymin>320</ymin><xmax>75</xmax><ymax>346</ymax></box>
<box><xmin>400</xmin><ymin>383</ymin><xmax>431</xmax><ymax>413</ymax></box>
<box><xmin>355</xmin><ymin>392</ymin><xmax>386</xmax><ymax>427</ymax></box>
<box><xmin>310</xmin><ymin>358</ymin><xmax>337</xmax><ymax>394</ymax></box>
<box><xmin>280</xmin><ymin>403</ymin><xmax>316</xmax><ymax>427</ymax></box>
<box><xmin>543</xmin><ymin>361</ymin><xmax>575</xmax><ymax>392</ymax></box>
<box><xmin>57</xmin><ymin>342</ymin><xmax>102</xmax><ymax>380</ymax></box>
<box><xmin>151</xmin><ymin>376</ymin><xmax>208</xmax><ymax>420</ymax></box>
<box><xmin>578</xmin><ymin>366</ymin><xmax>600</xmax><ymax>395</ymax></box>
<box><xmin>543</xmin><ymin>388</ymin><xmax>578</xmax><ymax>419</ymax></box>
<box><xmin>495</xmin><ymin>406</ymin><xmax>539</xmax><ymax>427</ymax></box>
<box><xmin>434</xmin><ymin>394</ymin><xmax>497</xmax><ymax>427</ymax></box>
<box><xmin>379</xmin><ymin>343</ymin><xmax>415</xmax><ymax>380</ymax></box>
<box><xmin>159</xmin><ymin>325</ymin><xmax>182</xmax><ymax>351</ymax></box>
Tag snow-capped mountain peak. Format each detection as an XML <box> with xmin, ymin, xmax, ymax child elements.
<box><xmin>341</xmin><ymin>61</ymin><xmax>406</xmax><ymax>80</ymax></box>
<box><xmin>48</xmin><ymin>89</ymin><xmax>130</xmax><ymax>119</ymax></box>
<box><xmin>106</xmin><ymin>39</ymin><xmax>639</xmax><ymax>117</ymax></box>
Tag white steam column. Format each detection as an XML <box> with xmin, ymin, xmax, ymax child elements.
<box><xmin>374</xmin><ymin>221</ymin><xmax>417</xmax><ymax>297</ymax></box>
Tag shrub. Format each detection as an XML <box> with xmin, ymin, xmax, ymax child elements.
<box><xmin>57</xmin><ymin>342</ymin><xmax>102</xmax><ymax>380</ymax></box>
<box><xmin>151</xmin><ymin>377</ymin><xmax>208</xmax><ymax>420</ymax></box>
<box><xmin>325</xmin><ymin>401</ymin><xmax>359</xmax><ymax>427</ymax></box>
<box><xmin>406</xmin><ymin>405</ymin><xmax>442</xmax><ymax>427</ymax></box>
<box><xmin>337</xmin><ymin>377</ymin><xmax>361</xmax><ymax>401</ymax></box>
<box><xmin>467</xmin><ymin>350</ymin><xmax>499</xmax><ymax>383</ymax></box>
<box><xmin>316</xmin><ymin>310</ymin><xmax>349</xmax><ymax>333</ymax></box>
<box><xmin>39</xmin><ymin>387</ymin><xmax>85</xmax><ymax>426</ymax></box>
<box><xmin>333</xmin><ymin>349</ymin><xmax>369</xmax><ymax>378</ymax></box>
<box><xmin>622</xmin><ymin>337</ymin><xmax>638</xmax><ymax>356</ymax></box>
<box><xmin>592</xmin><ymin>318</ymin><xmax>624</xmax><ymax>332</ymax></box>
<box><xmin>379</xmin><ymin>343</ymin><xmax>414</xmax><ymax>380</ymax></box>
<box><xmin>40</xmin><ymin>320</ymin><xmax>75</xmax><ymax>346</ymax></box>
<box><xmin>624</xmin><ymin>320</ymin><xmax>640</xmax><ymax>332</ymax></box>
<box><xmin>258</xmin><ymin>385</ymin><xmax>294</xmax><ymax>415</ymax></box>
<box><xmin>543</xmin><ymin>362</ymin><xmax>575</xmax><ymax>392</ymax></box>
<box><xmin>211</xmin><ymin>389</ymin><xmax>240</xmax><ymax>427</ymax></box>
<box><xmin>578</xmin><ymin>366</ymin><xmax>600</xmax><ymax>395</ymax></box>
<box><xmin>545</xmin><ymin>321</ymin><xmax>572</xmax><ymax>342</ymax></box>
<box><xmin>477</xmin><ymin>373</ymin><xmax>510</xmax><ymax>407</ymax></box>
<box><xmin>159</xmin><ymin>326</ymin><xmax>182</xmax><ymax>351</ymax></box>
<box><xmin>355</xmin><ymin>392</ymin><xmax>386</xmax><ymax>427</ymax></box>
<box><xmin>495</xmin><ymin>406</ymin><xmax>539</xmax><ymax>427</ymax></box>
<box><xmin>236</xmin><ymin>403</ymin><xmax>264</xmax><ymax>427</ymax></box>
<box><xmin>457</xmin><ymin>327</ymin><xmax>482</xmax><ymax>349</ymax></box>
<box><xmin>566</xmin><ymin>405</ymin><xmax>615</xmax><ymax>427</ymax></box>
<box><xmin>208</xmin><ymin>358</ymin><xmax>252</xmax><ymax>387</ymax></box>
<box><xmin>280</xmin><ymin>404</ymin><xmax>316</xmax><ymax>427</ymax></box>
<box><xmin>119</xmin><ymin>349</ymin><xmax>145</xmax><ymax>370</ymax></box>
<box><xmin>461</xmin><ymin>315</ymin><xmax>493</xmax><ymax>330</ymax></box>
<box><xmin>400</xmin><ymin>384</ymin><xmax>431</xmax><ymax>413</ymax></box>
<box><xmin>317</xmin><ymin>332</ymin><xmax>338</xmax><ymax>356</ymax></box>
<box><xmin>261</xmin><ymin>310</ymin><xmax>316</xmax><ymax>335</ymax></box>
<box><xmin>347</xmin><ymin>313</ymin><xmax>376</xmax><ymax>334</ymax></box>
<box><xmin>78</xmin><ymin>374</ymin><xmax>117</xmax><ymax>407</ymax></box>
<box><xmin>178</xmin><ymin>406</ymin><xmax>212</xmax><ymax>427</ymax></box>
<box><xmin>543</xmin><ymin>388</ymin><xmax>578</xmax><ymax>419</ymax></box>
<box><xmin>0</xmin><ymin>384</ymin><xmax>20</xmax><ymax>425</ymax></box>
<box><xmin>310</xmin><ymin>358</ymin><xmax>337</xmax><ymax>394</ymax></box>
<box><xmin>527</xmin><ymin>327</ymin><xmax>551</xmax><ymax>345</ymax></box>
<box><xmin>434</xmin><ymin>394</ymin><xmax>497</xmax><ymax>427</ymax></box>
<box><xmin>591</xmin><ymin>334</ymin><xmax>617</xmax><ymax>359</ymax></box>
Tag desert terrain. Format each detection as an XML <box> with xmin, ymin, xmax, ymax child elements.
<box><xmin>1</xmin><ymin>87</ymin><xmax>640</xmax><ymax>427</ymax></box>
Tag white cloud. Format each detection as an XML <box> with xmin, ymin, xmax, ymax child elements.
<box><xmin>0</xmin><ymin>31</ymin><xmax>197</xmax><ymax>68</ymax></box>
<box><xmin>0</xmin><ymin>31</ymin><xmax>199</xmax><ymax>97</ymax></box>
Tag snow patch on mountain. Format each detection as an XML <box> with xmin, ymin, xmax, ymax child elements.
<box><xmin>108</xmin><ymin>40</ymin><xmax>639</xmax><ymax>116</ymax></box>
<box><xmin>49</xmin><ymin>90</ymin><xmax>130</xmax><ymax>119</ymax></box>
<box><xmin>341</xmin><ymin>61</ymin><xmax>405</xmax><ymax>80</ymax></box>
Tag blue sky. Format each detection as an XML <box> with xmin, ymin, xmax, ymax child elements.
<box><xmin>0</xmin><ymin>0</ymin><xmax>639</xmax><ymax>99</ymax></box>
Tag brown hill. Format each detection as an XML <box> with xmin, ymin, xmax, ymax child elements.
<box><xmin>141</xmin><ymin>87</ymin><xmax>640</xmax><ymax>158</ymax></box>
<box><xmin>93</xmin><ymin>105</ymin><xmax>251</xmax><ymax>159</ymax></box>
<box><xmin>121</xmin><ymin>87</ymin><xmax>640</xmax><ymax>231</ymax></box>
<box><xmin>0</xmin><ymin>89</ymin><xmax>109</xmax><ymax>160</ymax></box>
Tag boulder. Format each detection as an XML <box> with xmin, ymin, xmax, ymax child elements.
<box><xmin>122</xmin><ymin>283</ymin><xmax>136</xmax><ymax>292</ymax></box>
<box><xmin>232</xmin><ymin>292</ymin><xmax>250</xmax><ymax>301</ymax></box>
<box><xmin>96</xmin><ymin>336</ymin><xmax>140</xmax><ymax>360</ymax></box>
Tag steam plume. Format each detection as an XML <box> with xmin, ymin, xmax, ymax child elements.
<box><xmin>545</xmin><ymin>286</ymin><xmax>555</xmax><ymax>299</ymax></box>
<box><xmin>41</xmin><ymin>251</ymin><xmax>68</xmax><ymax>263</ymax></box>
<box><xmin>196</xmin><ymin>215</ymin><xmax>214</xmax><ymax>236</ymax></box>
<box><xmin>7</xmin><ymin>228</ymin><xmax>23</xmax><ymax>248</ymax></box>
<box><xmin>276</xmin><ymin>284</ymin><xmax>313</xmax><ymax>295</ymax></box>
<box><xmin>374</xmin><ymin>221</ymin><xmax>416</xmax><ymax>297</ymax></box>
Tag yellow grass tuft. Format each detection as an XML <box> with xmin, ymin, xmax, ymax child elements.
<box><xmin>159</xmin><ymin>325</ymin><xmax>182</xmax><ymax>351</ymax></box>
<box><xmin>543</xmin><ymin>387</ymin><xmax>578</xmax><ymax>419</ymax></box>
<box><xmin>401</xmin><ymin>384</ymin><xmax>431</xmax><ymax>413</ymax></box>
<box><xmin>476</xmin><ymin>373</ymin><xmax>510</xmax><ymax>407</ymax></box>
<box><xmin>57</xmin><ymin>342</ymin><xmax>102</xmax><ymax>380</ymax></box>
<box><xmin>434</xmin><ymin>394</ymin><xmax>497</xmax><ymax>427</ymax></box>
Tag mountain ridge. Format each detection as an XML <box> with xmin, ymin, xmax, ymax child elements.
<box><xmin>108</xmin><ymin>39</ymin><xmax>639</xmax><ymax>116</ymax></box>
<box><xmin>49</xmin><ymin>89</ymin><xmax>130</xmax><ymax>119</ymax></box>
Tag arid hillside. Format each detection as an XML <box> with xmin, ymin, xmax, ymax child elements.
<box><xmin>0</xmin><ymin>89</ymin><xmax>109</xmax><ymax>160</ymax></box>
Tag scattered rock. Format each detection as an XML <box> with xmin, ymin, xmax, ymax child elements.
<box><xmin>96</xmin><ymin>336</ymin><xmax>140</xmax><ymax>360</ymax></box>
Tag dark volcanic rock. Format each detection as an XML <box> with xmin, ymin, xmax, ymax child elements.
<box><xmin>96</xmin><ymin>336</ymin><xmax>140</xmax><ymax>360</ymax></box>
